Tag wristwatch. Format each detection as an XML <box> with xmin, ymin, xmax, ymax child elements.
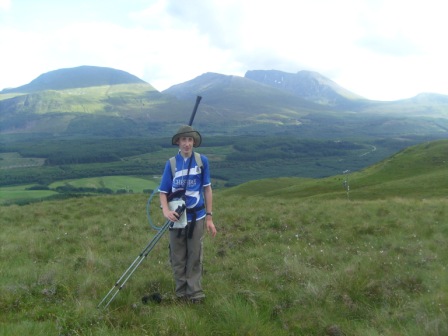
<box><xmin>206</xmin><ymin>212</ymin><xmax>213</xmax><ymax>217</ymax></box>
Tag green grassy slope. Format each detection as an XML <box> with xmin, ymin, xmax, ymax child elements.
<box><xmin>0</xmin><ymin>83</ymin><xmax>158</xmax><ymax>114</ymax></box>
<box><xmin>1</xmin><ymin>140</ymin><xmax>448</xmax><ymax>335</ymax></box>
<box><xmin>0</xmin><ymin>83</ymin><xmax>190</xmax><ymax>135</ymax></box>
<box><xmin>224</xmin><ymin>139</ymin><xmax>448</xmax><ymax>200</ymax></box>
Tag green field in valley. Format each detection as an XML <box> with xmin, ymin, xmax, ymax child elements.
<box><xmin>1</xmin><ymin>134</ymin><xmax>426</xmax><ymax>205</ymax></box>
<box><xmin>0</xmin><ymin>185</ymin><xmax>58</xmax><ymax>202</ymax></box>
<box><xmin>0</xmin><ymin>176</ymin><xmax>161</xmax><ymax>205</ymax></box>
<box><xmin>49</xmin><ymin>176</ymin><xmax>160</xmax><ymax>193</ymax></box>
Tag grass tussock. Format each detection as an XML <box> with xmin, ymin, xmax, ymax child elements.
<box><xmin>1</xmin><ymin>192</ymin><xmax>447</xmax><ymax>335</ymax></box>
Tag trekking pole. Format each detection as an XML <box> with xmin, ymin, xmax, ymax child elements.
<box><xmin>97</xmin><ymin>204</ymin><xmax>185</xmax><ymax>309</ymax></box>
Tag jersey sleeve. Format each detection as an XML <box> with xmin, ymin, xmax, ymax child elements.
<box><xmin>201</xmin><ymin>155</ymin><xmax>211</xmax><ymax>187</ymax></box>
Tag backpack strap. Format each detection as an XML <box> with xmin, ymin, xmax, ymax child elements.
<box><xmin>169</xmin><ymin>152</ymin><xmax>203</xmax><ymax>180</ymax></box>
<box><xmin>169</xmin><ymin>156</ymin><xmax>176</xmax><ymax>178</ymax></box>
<box><xmin>194</xmin><ymin>152</ymin><xmax>203</xmax><ymax>175</ymax></box>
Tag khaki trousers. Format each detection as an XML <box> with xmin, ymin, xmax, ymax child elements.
<box><xmin>169</xmin><ymin>218</ymin><xmax>205</xmax><ymax>299</ymax></box>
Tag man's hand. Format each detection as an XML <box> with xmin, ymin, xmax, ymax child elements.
<box><xmin>206</xmin><ymin>218</ymin><xmax>217</xmax><ymax>237</ymax></box>
<box><xmin>163</xmin><ymin>208</ymin><xmax>180</xmax><ymax>222</ymax></box>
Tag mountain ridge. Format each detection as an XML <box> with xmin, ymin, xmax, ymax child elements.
<box><xmin>1</xmin><ymin>66</ymin><xmax>448</xmax><ymax>138</ymax></box>
<box><xmin>3</xmin><ymin>65</ymin><xmax>447</xmax><ymax>103</ymax></box>
<box><xmin>1</xmin><ymin>65</ymin><xmax>148</xmax><ymax>94</ymax></box>
<box><xmin>245</xmin><ymin>69</ymin><xmax>365</xmax><ymax>106</ymax></box>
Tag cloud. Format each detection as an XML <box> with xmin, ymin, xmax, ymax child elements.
<box><xmin>0</xmin><ymin>0</ymin><xmax>10</xmax><ymax>10</ymax></box>
<box><xmin>356</xmin><ymin>35</ymin><xmax>421</xmax><ymax>57</ymax></box>
<box><xmin>1</xmin><ymin>0</ymin><xmax>448</xmax><ymax>100</ymax></box>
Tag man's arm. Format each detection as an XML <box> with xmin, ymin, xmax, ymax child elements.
<box><xmin>204</xmin><ymin>185</ymin><xmax>216</xmax><ymax>237</ymax></box>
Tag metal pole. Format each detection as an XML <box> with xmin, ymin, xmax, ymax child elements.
<box><xmin>343</xmin><ymin>170</ymin><xmax>350</xmax><ymax>201</ymax></box>
<box><xmin>97</xmin><ymin>219</ymin><xmax>172</xmax><ymax>309</ymax></box>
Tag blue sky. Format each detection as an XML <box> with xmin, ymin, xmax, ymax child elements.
<box><xmin>1</xmin><ymin>0</ymin><xmax>447</xmax><ymax>101</ymax></box>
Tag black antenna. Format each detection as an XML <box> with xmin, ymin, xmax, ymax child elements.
<box><xmin>188</xmin><ymin>96</ymin><xmax>202</xmax><ymax>126</ymax></box>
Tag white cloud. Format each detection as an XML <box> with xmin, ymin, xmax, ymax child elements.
<box><xmin>0</xmin><ymin>0</ymin><xmax>10</xmax><ymax>10</ymax></box>
<box><xmin>1</xmin><ymin>0</ymin><xmax>448</xmax><ymax>100</ymax></box>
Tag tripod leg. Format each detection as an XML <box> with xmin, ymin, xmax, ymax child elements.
<box><xmin>97</xmin><ymin>219</ymin><xmax>172</xmax><ymax>309</ymax></box>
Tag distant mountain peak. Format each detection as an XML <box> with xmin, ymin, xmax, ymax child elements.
<box><xmin>245</xmin><ymin>69</ymin><xmax>365</xmax><ymax>106</ymax></box>
<box><xmin>1</xmin><ymin>65</ymin><xmax>147</xmax><ymax>94</ymax></box>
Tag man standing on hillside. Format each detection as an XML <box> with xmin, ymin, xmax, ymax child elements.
<box><xmin>159</xmin><ymin>125</ymin><xmax>217</xmax><ymax>303</ymax></box>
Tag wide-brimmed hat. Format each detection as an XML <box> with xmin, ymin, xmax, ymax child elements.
<box><xmin>171</xmin><ymin>125</ymin><xmax>202</xmax><ymax>147</ymax></box>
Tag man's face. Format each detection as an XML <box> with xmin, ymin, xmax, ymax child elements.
<box><xmin>178</xmin><ymin>136</ymin><xmax>194</xmax><ymax>155</ymax></box>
